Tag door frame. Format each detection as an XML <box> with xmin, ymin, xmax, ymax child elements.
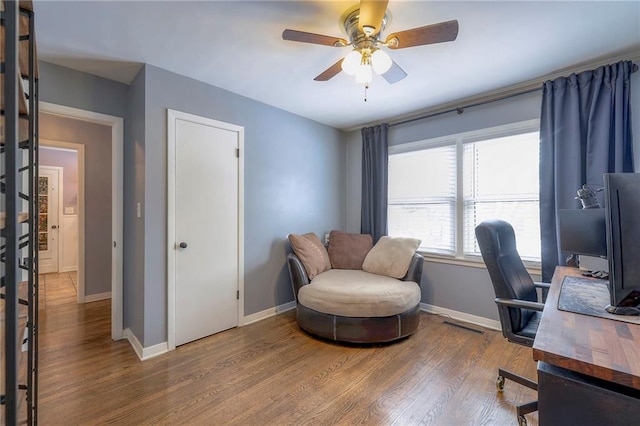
<box><xmin>40</xmin><ymin>142</ymin><xmax>85</xmax><ymax>302</ymax></box>
<box><xmin>38</xmin><ymin>165</ymin><xmax>64</xmax><ymax>275</ymax></box>
<box><xmin>40</xmin><ymin>102</ymin><xmax>124</xmax><ymax>341</ymax></box>
<box><xmin>167</xmin><ymin>109</ymin><xmax>245</xmax><ymax>351</ymax></box>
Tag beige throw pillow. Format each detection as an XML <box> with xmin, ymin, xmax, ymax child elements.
<box><xmin>327</xmin><ymin>230</ymin><xmax>373</xmax><ymax>270</ymax></box>
<box><xmin>288</xmin><ymin>233</ymin><xmax>331</xmax><ymax>280</ymax></box>
<box><xmin>362</xmin><ymin>236</ymin><xmax>421</xmax><ymax>279</ymax></box>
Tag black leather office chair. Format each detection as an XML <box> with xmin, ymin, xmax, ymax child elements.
<box><xmin>475</xmin><ymin>219</ymin><xmax>550</xmax><ymax>426</ymax></box>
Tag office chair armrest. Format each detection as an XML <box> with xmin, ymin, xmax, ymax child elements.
<box><xmin>534</xmin><ymin>281</ymin><xmax>551</xmax><ymax>303</ymax></box>
<box><xmin>534</xmin><ymin>282</ymin><xmax>551</xmax><ymax>289</ymax></box>
<box><xmin>495</xmin><ymin>298</ymin><xmax>545</xmax><ymax>312</ymax></box>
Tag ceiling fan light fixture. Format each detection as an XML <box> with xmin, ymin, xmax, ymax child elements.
<box><xmin>355</xmin><ymin>63</ymin><xmax>372</xmax><ymax>84</ymax></box>
<box><xmin>371</xmin><ymin>49</ymin><xmax>392</xmax><ymax>74</ymax></box>
<box><xmin>341</xmin><ymin>50</ymin><xmax>361</xmax><ymax>76</ymax></box>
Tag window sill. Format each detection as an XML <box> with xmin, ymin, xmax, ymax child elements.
<box><xmin>418</xmin><ymin>252</ymin><xmax>542</xmax><ymax>277</ymax></box>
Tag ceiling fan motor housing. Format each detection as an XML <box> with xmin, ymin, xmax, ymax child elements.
<box><xmin>341</xmin><ymin>7</ymin><xmax>390</xmax><ymax>50</ymax></box>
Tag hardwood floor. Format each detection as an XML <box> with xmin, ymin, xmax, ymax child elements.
<box><xmin>39</xmin><ymin>271</ymin><xmax>78</xmax><ymax>310</ymax></box>
<box><xmin>38</xmin><ymin>293</ymin><xmax>538</xmax><ymax>425</ymax></box>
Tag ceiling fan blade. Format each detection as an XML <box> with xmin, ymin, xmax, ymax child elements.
<box><xmin>358</xmin><ymin>0</ymin><xmax>389</xmax><ymax>36</ymax></box>
<box><xmin>314</xmin><ymin>59</ymin><xmax>344</xmax><ymax>81</ymax></box>
<box><xmin>382</xmin><ymin>60</ymin><xmax>407</xmax><ymax>84</ymax></box>
<box><xmin>385</xmin><ymin>20</ymin><xmax>459</xmax><ymax>49</ymax></box>
<box><xmin>282</xmin><ymin>29</ymin><xmax>348</xmax><ymax>47</ymax></box>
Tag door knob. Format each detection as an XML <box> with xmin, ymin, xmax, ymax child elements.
<box><xmin>179</xmin><ymin>242</ymin><xmax>188</xmax><ymax>249</ymax></box>
<box><xmin>51</xmin><ymin>225</ymin><xmax>58</xmax><ymax>229</ymax></box>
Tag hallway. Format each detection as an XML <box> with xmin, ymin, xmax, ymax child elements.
<box><xmin>39</xmin><ymin>271</ymin><xmax>78</xmax><ymax>310</ymax></box>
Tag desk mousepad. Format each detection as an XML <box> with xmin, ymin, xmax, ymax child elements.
<box><xmin>558</xmin><ymin>276</ymin><xmax>640</xmax><ymax>325</ymax></box>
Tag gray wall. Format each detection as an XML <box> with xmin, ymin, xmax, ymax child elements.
<box><xmin>39</xmin><ymin>113</ymin><xmax>113</xmax><ymax>296</ymax></box>
<box><xmin>140</xmin><ymin>65</ymin><xmax>345</xmax><ymax>346</ymax></box>
<box><xmin>344</xmin><ymin>69</ymin><xmax>640</xmax><ymax>322</ymax></box>
<box><xmin>124</xmin><ymin>66</ymin><xmax>146</xmax><ymax>342</ymax></box>
<box><xmin>39</xmin><ymin>61</ymin><xmax>129</xmax><ymax>118</ymax></box>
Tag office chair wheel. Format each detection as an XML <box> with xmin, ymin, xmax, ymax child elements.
<box><xmin>496</xmin><ymin>375</ymin><xmax>505</xmax><ymax>392</ymax></box>
<box><xmin>518</xmin><ymin>415</ymin><xmax>527</xmax><ymax>426</ymax></box>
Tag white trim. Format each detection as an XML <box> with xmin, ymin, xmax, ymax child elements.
<box><xmin>420</xmin><ymin>254</ymin><xmax>542</xmax><ymax>276</ymax></box>
<box><xmin>60</xmin><ymin>266</ymin><xmax>77</xmax><ymax>273</ymax></box>
<box><xmin>123</xmin><ymin>328</ymin><xmax>169</xmax><ymax>361</ymax></box>
<box><xmin>420</xmin><ymin>303</ymin><xmax>501</xmax><ymax>331</ymax></box>
<box><xmin>242</xmin><ymin>301</ymin><xmax>297</xmax><ymax>326</ymax></box>
<box><xmin>39</xmin><ymin>146</ymin><xmax>77</xmax><ymax>153</ymax></box>
<box><xmin>40</xmin><ymin>141</ymin><xmax>85</xmax><ymax>302</ymax></box>
<box><xmin>167</xmin><ymin>111</ymin><xmax>176</xmax><ymax>350</ymax></box>
<box><xmin>167</xmin><ymin>109</ymin><xmax>245</xmax><ymax>350</ymax></box>
<box><xmin>125</xmin><ymin>301</ymin><xmax>296</xmax><ymax>362</ymax></box>
<box><xmin>124</xmin><ymin>328</ymin><xmax>143</xmax><ymax>360</ymax></box>
<box><xmin>237</xmin><ymin>126</ymin><xmax>245</xmax><ymax>327</ymax></box>
<box><xmin>84</xmin><ymin>292</ymin><xmax>111</xmax><ymax>303</ymax></box>
<box><xmin>40</xmin><ymin>102</ymin><xmax>125</xmax><ymax>341</ymax></box>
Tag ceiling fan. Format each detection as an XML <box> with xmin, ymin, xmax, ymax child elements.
<box><xmin>282</xmin><ymin>0</ymin><xmax>459</xmax><ymax>86</ymax></box>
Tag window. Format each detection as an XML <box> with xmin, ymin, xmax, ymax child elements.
<box><xmin>388</xmin><ymin>144</ymin><xmax>457</xmax><ymax>254</ymax></box>
<box><xmin>388</xmin><ymin>120</ymin><xmax>541</xmax><ymax>263</ymax></box>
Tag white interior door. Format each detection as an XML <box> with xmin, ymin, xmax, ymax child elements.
<box><xmin>173</xmin><ymin>114</ymin><xmax>240</xmax><ymax>346</ymax></box>
<box><xmin>38</xmin><ymin>167</ymin><xmax>61</xmax><ymax>274</ymax></box>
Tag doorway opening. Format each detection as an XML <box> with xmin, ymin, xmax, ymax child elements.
<box><xmin>39</xmin><ymin>144</ymin><xmax>84</xmax><ymax>304</ymax></box>
<box><xmin>39</xmin><ymin>103</ymin><xmax>123</xmax><ymax>340</ymax></box>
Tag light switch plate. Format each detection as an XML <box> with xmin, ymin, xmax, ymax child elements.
<box><xmin>64</xmin><ymin>207</ymin><xmax>74</xmax><ymax>214</ymax></box>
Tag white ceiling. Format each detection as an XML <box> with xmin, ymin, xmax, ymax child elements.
<box><xmin>35</xmin><ymin>1</ymin><xmax>640</xmax><ymax>130</ymax></box>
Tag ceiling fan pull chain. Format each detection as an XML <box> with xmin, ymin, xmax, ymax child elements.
<box><xmin>364</xmin><ymin>83</ymin><xmax>369</xmax><ymax>102</ymax></box>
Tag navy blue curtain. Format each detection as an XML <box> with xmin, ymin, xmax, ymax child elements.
<box><xmin>361</xmin><ymin>124</ymin><xmax>389</xmax><ymax>243</ymax></box>
<box><xmin>539</xmin><ymin>61</ymin><xmax>635</xmax><ymax>281</ymax></box>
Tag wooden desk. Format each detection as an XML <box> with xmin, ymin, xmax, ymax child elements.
<box><xmin>533</xmin><ymin>267</ymin><xmax>640</xmax><ymax>424</ymax></box>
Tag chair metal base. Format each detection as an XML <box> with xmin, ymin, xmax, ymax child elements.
<box><xmin>497</xmin><ymin>368</ymin><xmax>538</xmax><ymax>425</ymax></box>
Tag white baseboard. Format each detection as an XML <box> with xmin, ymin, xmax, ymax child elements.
<box><xmin>61</xmin><ymin>266</ymin><xmax>78</xmax><ymax>273</ymax></box>
<box><xmin>161</xmin><ymin>302</ymin><xmax>296</xmax><ymax>355</ymax></box>
<box><xmin>124</xmin><ymin>302</ymin><xmax>495</xmax><ymax>361</ymax></box>
<box><xmin>123</xmin><ymin>328</ymin><xmax>169</xmax><ymax>361</ymax></box>
<box><xmin>123</xmin><ymin>328</ymin><xmax>144</xmax><ymax>360</ymax></box>
<box><xmin>83</xmin><ymin>291</ymin><xmax>111</xmax><ymax>303</ymax></box>
<box><xmin>420</xmin><ymin>303</ymin><xmax>501</xmax><ymax>331</ymax></box>
<box><xmin>242</xmin><ymin>301</ymin><xmax>297</xmax><ymax>326</ymax></box>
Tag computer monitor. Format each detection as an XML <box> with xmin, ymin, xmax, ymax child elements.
<box><xmin>558</xmin><ymin>209</ymin><xmax>607</xmax><ymax>258</ymax></box>
<box><xmin>604</xmin><ymin>173</ymin><xmax>640</xmax><ymax>315</ymax></box>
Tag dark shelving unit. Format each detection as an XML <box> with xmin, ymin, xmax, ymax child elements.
<box><xmin>1</xmin><ymin>1</ymin><xmax>39</xmax><ymax>424</ymax></box>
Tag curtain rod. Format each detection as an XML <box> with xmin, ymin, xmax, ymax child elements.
<box><xmin>389</xmin><ymin>63</ymin><xmax>639</xmax><ymax>129</ymax></box>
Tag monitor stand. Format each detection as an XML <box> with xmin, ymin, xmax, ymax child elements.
<box><xmin>606</xmin><ymin>290</ymin><xmax>640</xmax><ymax>316</ymax></box>
<box><xmin>605</xmin><ymin>305</ymin><xmax>640</xmax><ymax>316</ymax></box>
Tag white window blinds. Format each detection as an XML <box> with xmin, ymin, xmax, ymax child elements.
<box><xmin>463</xmin><ymin>131</ymin><xmax>540</xmax><ymax>260</ymax></box>
<box><xmin>388</xmin><ymin>144</ymin><xmax>457</xmax><ymax>254</ymax></box>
